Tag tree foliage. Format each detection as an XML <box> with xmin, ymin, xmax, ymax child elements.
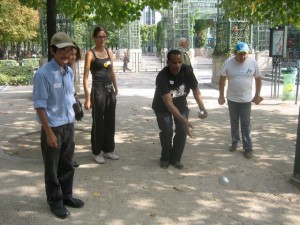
<box><xmin>19</xmin><ymin>0</ymin><xmax>179</xmax><ymax>28</ymax></box>
<box><xmin>193</xmin><ymin>19</ymin><xmax>214</xmax><ymax>48</ymax></box>
<box><xmin>220</xmin><ymin>0</ymin><xmax>300</xmax><ymax>27</ymax></box>
<box><xmin>140</xmin><ymin>25</ymin><xmax>151</xmax><ymax>48</ymax></box>
<box><xmin>140</xmin><ymin>25</ymin><xmax>156</xmax><ymax>52</ymax></box>
<box><xmin>156</xmin><ymin>21</ymin><xmax>165</xmax><ymax>53</ymax></box>
<box><xmin>0</xmin><ymin>0</ymin><xmax>39</xmax><ymax>43</ymax></box>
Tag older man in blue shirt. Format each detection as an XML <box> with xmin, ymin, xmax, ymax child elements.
<box><xmin>33</xmin><ymin>32</ymin><xmax>84</xmax><ymax>219</ymax></box>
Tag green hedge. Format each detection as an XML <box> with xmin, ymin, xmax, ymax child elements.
<box><xmin>0</xmin><ymin>60</ymin><xmax>18</xmax><ymax>66</ymax></box>
<box><xmin>21</xmin><ymin>58</ymin><xmax>39</xmax><ymax>69</ymax></box>
<box><xmin>0</xmin><ymin>66</ymin><xmax>34</xmax><ymax>85</ymax></box>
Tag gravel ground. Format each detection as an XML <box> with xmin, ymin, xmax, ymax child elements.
<box><xmin>0</xmin><ymin>70</ymin><xmax>300</xmax><ymax>225</ymax></box>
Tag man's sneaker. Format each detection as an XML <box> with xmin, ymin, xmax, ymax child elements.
<box><xmin>160</xmin><ymin>161</ymin><xmax>169</xmax><ymax>169</ymax></box>
<box><xmin>171</xmin><ymin>162</ymin><xmax>184</xmax><ymax>169</ymax></box>
<box><xmin>244</xmin><ymin>149</ymin><xmax>253</xmax><ymax>159</ymax></box>
<box><xmin>229</xmin><ymin>144</ymin><xmax>238</xmax><ymax>152</ymax></box>
<box><xmin>94</xmin><ymin>154</ymin><xmax>105</xmax><ymax>164</ymax></box>
<box><xmin>103</xmin><ymin>152</ymin><xmax>119</xmax><ymax>160</ymax></box>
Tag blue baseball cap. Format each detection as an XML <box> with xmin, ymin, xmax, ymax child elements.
<box><xmin>235</xmin><ymin>42</ymin><xmax>249</xmax><ymax>53</ymax></box>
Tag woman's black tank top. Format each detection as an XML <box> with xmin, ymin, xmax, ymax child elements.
<box><xmin>90</xmin><ymin>49</ymin><xmax>112</xmax><ymax>83</ymax></box>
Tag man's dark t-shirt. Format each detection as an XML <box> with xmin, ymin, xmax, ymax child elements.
<box><xmin>152</xmin><ymin>64</ymin><xmax>198</xmax><ymax>113</ymax></box>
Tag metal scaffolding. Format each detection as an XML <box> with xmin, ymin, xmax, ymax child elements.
<box><xmin>118</xmin><ymin>0</ymin><xmax>218</xmax><ymax>51</ymax></box>
<box><xmin>160</xmin><ymin>0</ymin><xmax>218</xmax><ymax>50</ymax></box>
<box><xmin>173</xmin><ymin>1</ymin><xmax>190</xmax><ymax>48</ymax></box>
<box><xmin>118</xmin><ymin>21</ymin><xmax>140</xmax><ymax>50</ymax></box>
<box><xmin>252</xmin><ymin>21</ymin><xmax>270</xmax><ymax>52</ymax></box>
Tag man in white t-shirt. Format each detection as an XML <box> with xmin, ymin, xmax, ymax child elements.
<box><xmin>218</xmin><ymin>42</ymin><xmax>262</xmax><ymax>159</ymax></box>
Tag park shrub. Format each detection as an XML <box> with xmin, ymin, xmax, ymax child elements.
<box><xmin>0</xmin><ymin>66</ymin><xmax>34</xmax><ymax>85</ymax></box>
<box><xmin>0</xmin><ymin>60</ymin><xmax>19</xmax><ymax>67</ymax></box>
<box><xmin>21</xmin><ymin>58</ymin><xmax>39</xmax><ymax>69</ymax></box>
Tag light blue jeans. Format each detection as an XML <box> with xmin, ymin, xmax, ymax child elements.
<box><xmin>227</xmin><ymin>100</ymin><xmax>252</xmax><ymax>150</ymax></box>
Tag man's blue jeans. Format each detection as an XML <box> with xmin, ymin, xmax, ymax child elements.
<box><xmin>227</xmin><ymin>100</ymin><xmax>252</xmax><ymax>150</ymax></box>
<box><xmin>154</xmin><ymin>109</ymin><xmax>189</xmax><ymax>163</ymax></box>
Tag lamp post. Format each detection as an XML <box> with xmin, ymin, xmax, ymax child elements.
<box><xmin>291</xmin><ymin>61</ymin><xmax>300</xmax><ymax>189</ymax></box>
<box><xmin>47</xmin><ymin>0</ymin><xmax>56</xmax><ymax>61</ymax></box>
<box><xmin>39</xmin><ymin>8</ymin><xmax>46</xmax><ymax>56</ymax></box>
<box><xmin>291</xmin><ymin>107</ymin><xmax>300</xmax><ymax>188</ymax></box>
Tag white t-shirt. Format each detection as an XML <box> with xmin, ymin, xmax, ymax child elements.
<box><xmin>221</xmin><ymin>56</ymin><xmax>260</xmax><ymax>102</ymax></box>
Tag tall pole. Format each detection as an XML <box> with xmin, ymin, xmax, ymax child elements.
<box><xmin>217</xmin><ymin>0</ymin><xmax>220</xmax><ymax>21</ymax></box>
<box><xmin>291</xmin><ymin>106</ymin><xmax>300</xmax><ymax>189</ymax></box>
<box><xmin>39</xmin><ymin>8</ymin><xmax>45</xmax><ymax>56</ymax></box>
<box><xmin>47</xmin><ymin>0</ymin><xmax>56</xmax><ymax>61</ymax></box>
<box><xmin>291</xmin><ymin>61</ymin><xmax>300</xmax><ymax>189</ymax></box>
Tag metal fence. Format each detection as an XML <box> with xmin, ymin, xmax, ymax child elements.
<box><xmin>119</xmin><ymin>53</ymin><xmax>164</xmax><ymax>73</ymax></box>
<box><xmin>137</xmin><ymin>53</ymin><xmax>165</xmax><ymax>72</ymax></box>
<box><xmin>214</xmin><ymin>20</ymin><xmax>252</xmax><ymax>55</ymax></box>
<box><xmin>252</xmin><ymin>22</ymin><xmax>270</xmax><ymax>52</ymax></box>
<box><xmin>214</xmin><ymin>20</ymin><xmax>274</xmax><ymax>55</ymax></box>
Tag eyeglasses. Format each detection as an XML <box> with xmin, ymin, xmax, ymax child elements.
<box><xmin>95</xmin><ymin>35</ymin><xmax>107</xmax><ymax>40</ymax></box>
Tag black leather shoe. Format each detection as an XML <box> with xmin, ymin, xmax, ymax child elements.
<box><xmin>50</xmin><ymin>205</ymin><xmax>70</xmax><ymax>219</ymax></box>
<box><xmin>63</xmin><ymin>198</ymin><xmax>84</xmax><ymax>208</ymax></box>
<box><xmin>171</xmin><ymin>162</ymin><xmax>184</xmax><ymax>169</ymax></box>
<box><xmin>74</xmin><ymin>160</ymin><xmax>80</xmax><ymax>168</ymax></box>
<box><xmin>160</xmin><ymin>161</ymin><xmax>169</xmax><ymax>169</ymax></box>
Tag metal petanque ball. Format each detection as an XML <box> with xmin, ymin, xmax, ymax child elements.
<box><xmin>218</xmin><ymin>175</ymin><xmax>229</xmax><ymax>186</ymax></box>
<box><xmin>198</xmin><ymin>110</ymin><xmax>205</xmax><ymax>119</ymax></box>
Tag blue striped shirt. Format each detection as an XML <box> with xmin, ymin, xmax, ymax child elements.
<box><xmin>33</xmin><ymin>59</ymin><xmax>76</xmax><ymax>127</ymax></box>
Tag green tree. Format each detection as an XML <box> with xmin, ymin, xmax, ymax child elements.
<box><xmin>193</xmin><ymin>19</ymin><xmax>214</xmax><ymax>48</ymax></box>
<box><xmin>220</xmin><ymin>0</ymin><xmax>300</xmax><ymax>27</ymax></box>
<box><xmin>0</xmin><ymin>0</ymin><xmax>39</xmax><ymax>56</ymax></box>
<box><xmin>156</xmin><ymin>20</ymin><xmax>165</xmax><ymax>53</ymax></box>
<box><xmin>73</xmin><ymin>22</ymin><xmax>87</xmax><ymax>48</ymax></box>
<box><xmin>140</xmin><ymin>25</ymin><xmax>156</xmax><ymax>52</ymax></box>
<box><xmin>140</xmin><ymin>25</ymin><xmax>151</xmax><ymax>51</ymax></box>
<box><xmin>20</xmin><ymin>0</ymin><xmax>179</xmax><ymax>27</ymax></box>
<box><xmin>19</xmin><ymin>0</ymin><xmax>179</xmax><ymax>59</ymax></box>
<box><xmin>106</xmin><ymin>31</ymin><xmax>119</xmax><ymax>50</ymax></box>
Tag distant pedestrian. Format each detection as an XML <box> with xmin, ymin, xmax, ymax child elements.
<box><xmin>152</xmin><ymin>49</ymin><xmax>208</xmax><ymax>169</ymax></box>
<box><xmin>178</xmin><ymin>37</ymin><xmax>191</xmax><ymax>66</ymax></box>
<box><xmin>218</xmin><ymin>42</ymin><xmax>262</xmax><ymax>159</ymax></box>
<box><xmin>123</xmin><ymin>51</ymin><xmax>131</xmax><ymax>72</ymax></box>
<box><xmin>32</xmin><ymin>32</ymin><xmax>84</xmax><ymax>219</ymax></box>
